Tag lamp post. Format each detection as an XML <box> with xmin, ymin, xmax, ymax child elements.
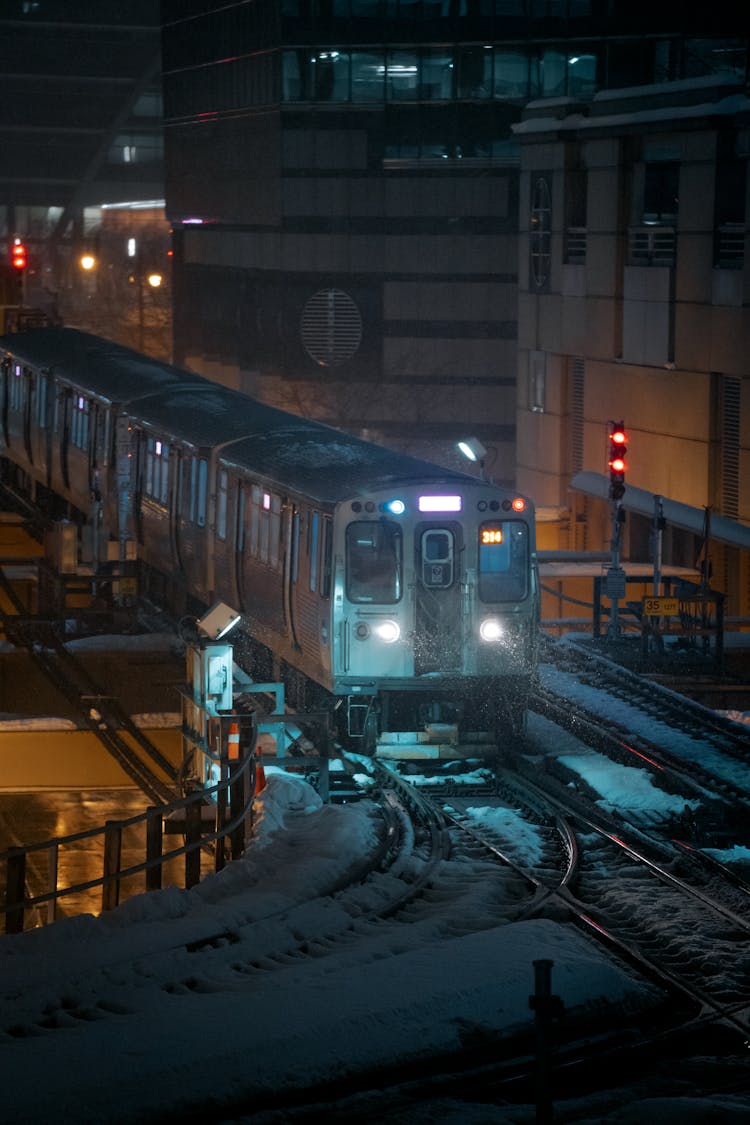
<box><xmin>134</xmin><ymin>269</ymin><xmax>163</xmax><ymax>352</ymax></box>
<box><xmin>457</xmin><ymin>437</ymin><xmax>488</xmax><ymax>480</ymax></box>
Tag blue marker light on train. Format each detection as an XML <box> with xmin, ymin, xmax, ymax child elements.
<box><xmin>383</xmin><ymin>498</ymin><xmax>406</xmax><ymax>515</ymax></box>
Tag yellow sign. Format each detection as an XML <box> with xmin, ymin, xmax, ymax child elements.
<box><xmin>642</xmin><ymin>596</ymin><xmax>679</xmax><ymax>616</ymax></box>
<box><xmin>481</xmin><ymin>528</ymin><xmax>503</xmax><ymax>544</ymax></box>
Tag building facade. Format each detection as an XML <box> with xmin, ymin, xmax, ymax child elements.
<box><xmin>0</xmin><ymin>1</ymin><xmax>168</xmax><ymax>350</ymax></box>
<box><xmin>161</xmin><ymin>4</ymin><xmax>748</xmax><ymax>611</ymax></box>
<box><xmin>516</xmin><ymin>76</ymin><xmax>750</xmax><ymax>618</ymax></box>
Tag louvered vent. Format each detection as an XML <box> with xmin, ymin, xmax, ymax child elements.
<box><xmin>722</xmin><ymin>376</ymin><xmax>740</xmax><ymax>518</ymax></box>
<box><xmin>301</xmin><ymin>288</ymin><xmax>362</xmax><ymax>367</ymax></box>
<box><xmin>570</xmin><ymin>356</ymin><xmax>584</xmax><ymax>474</ymax></box>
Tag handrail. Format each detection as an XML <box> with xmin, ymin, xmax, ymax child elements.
<box><xmin>1</xmin><ymin>714</ymin><xmax>258</xmax><ymax>935</ymax></box>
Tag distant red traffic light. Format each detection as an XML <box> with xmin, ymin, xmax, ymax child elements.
<box><xmin>11</xmin><ymin>238</ymin><xmax>27</xmax><ymax>271</ymax></box>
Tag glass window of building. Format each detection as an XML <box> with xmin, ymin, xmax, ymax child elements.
<box><xmin>420</xmin><ymin>49</ymin><xmax>453</xmax><ymax>99</ymax></box>
<box><xmin>457</xmin><ymin>47</ymin><xmax>492</xmax><ymax>99</ymax></box>
<box><xmin>351</xmin><ymin>52</ymin><xmax>386</xmax><ymax>101</ymax></box>
<box><xmin>386</xmin><ymin>50</ymin><xmax>419</xmax><ymax>100</ymax></box>
<box><xmin>493</xmin><ymin>50</ymin><xmax>529</xmax><ymax>99</ymax></box>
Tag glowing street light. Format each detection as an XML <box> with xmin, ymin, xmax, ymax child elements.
<box><xmin>79</xmin><ymin>254</ymin><xmax>97</xmax><ymax>271</ymax></box>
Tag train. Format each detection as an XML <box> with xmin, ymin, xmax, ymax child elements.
<box><xmin>0</xmin><ymin>328</ymin><xmax>539</xmax><ymax>750</ymax></box>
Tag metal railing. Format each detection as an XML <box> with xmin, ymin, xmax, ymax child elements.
<box><xmin>1</xmin><ymin>715</ymin><xmax>257</xmax><ymax>935</ymax></box>
<box><xmin>628</xmin><ymin>225</ymin><xmax>676</xmax><ymax>266</ymax></box>
<box><xmin>565</xmin><ymin>226</ymin><xmax>587</xmax><ymax>263</ymax></box>
<box><xmin>715</xmin><ymin>223</ymin><xmax>745</xmax><ymax>269</ymax></box>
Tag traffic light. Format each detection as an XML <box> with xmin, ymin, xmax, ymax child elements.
<box><xmin>608</xmin><ymin>421</ymin><xmax>627</xmax><ymax>501</ymax></box>
<box><xmin>11</xmin><ymin>238</ymin><xmax>28</xmax><ymax>271</ymax></box>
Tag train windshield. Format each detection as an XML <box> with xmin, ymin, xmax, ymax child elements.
<box><xmin>346</xmin><ymin>520</ymin><xmax>402</xmax><ymax>604</ymax></box>
<box><xmin>478</xmin><ymin>521</ymin><xmax>529</xmax><ymax>602</ymax></box>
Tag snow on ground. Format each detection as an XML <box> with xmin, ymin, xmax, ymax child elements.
<box><xmin>1</xmin><ymin>632</ymin><xmax>750</xmax><ymax>1120</ymax></box>
<box><xmin>1</xmin><ymin>769</ymin><xmax>657</xmax><ymax>1124</ymax></box>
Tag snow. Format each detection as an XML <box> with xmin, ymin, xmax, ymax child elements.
<box><xmin>1</xmin><ymin>636</ymin><xmax>750</xmax><ymax>1120</ymax></box>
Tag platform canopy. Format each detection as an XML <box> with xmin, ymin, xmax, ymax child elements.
<box><xmin>570</xmin><ymin>472</ymin><xmax>750</xmax><ymax>553</ymax></box>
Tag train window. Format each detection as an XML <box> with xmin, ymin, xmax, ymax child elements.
<box><xmin>71</xmin><ymin>395</ymin><xmax>89</xmax><ymax>450</ymax></box>
<box><xmin>145</xmin><ymin>439</ymin><xmax>170</xmax><ymax>504</ymax></box>
<box><xmin>190</xmin><ymin>456</ymin><xmax>207</xmax><ymax>526</ymax></box>
<box><xmin>248</xmin><ymin>486</ymin><xmax>281</xmax><ymax>567</ymax></box>
<box><xmin>9</xmin><ymin>366</ymin><xmax>23</xmax><ymax>412</ymax></box>
<box><xmin>217</xmin><ymin>469</ymin><xmax>228</xmax><ymax>540</ymax></box>
<box><xmin>478</xmin><ymin>521</ymin><xmax>529</xmax><ymax>602</ymax></box>
<box><xmin>37</xmin><ymin>373</ymin><xmax>46</xmax><ymax>427</ymax></box>
<box><xmin>346</xmin><ymin>520</ymin><xmax>402</xmax><ymax>604</ymax></box>
<box><xmin>419</xmin><ymin>529</ymin><xmax>454</xmax><ymax>589</ymax></box>
<box><xmin>309</xmin><ymin>512</ymin><xmax>319</xmax><ymax>592</ymax></box>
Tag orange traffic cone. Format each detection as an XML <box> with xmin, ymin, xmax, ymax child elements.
<box><xmin>255</xmin><ymin>750</ymin><xmax>267</xmax><ymax>795</ymax></box>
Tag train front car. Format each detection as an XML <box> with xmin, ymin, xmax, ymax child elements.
<box><xmin>331</xmin><ymin>479</ymin><xmax>539</xmax><ymax>752</ymax></box>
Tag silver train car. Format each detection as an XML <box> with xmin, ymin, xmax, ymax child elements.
<box><xmin>0</xmin><ymin>329</ymin><xmax>539</xmax><ymax>747</ymax></box>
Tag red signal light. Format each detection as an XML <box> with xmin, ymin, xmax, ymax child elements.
<box><xmin>11</xmin><ymin>239</ymin><xmax>27</xmax><ymax>271</ymax></box>
<box><xmin>608</xmin><ymin>420</ymin><xmax>627</xmax><ymax>501</ymax></box>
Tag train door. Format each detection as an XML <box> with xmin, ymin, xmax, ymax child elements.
<box><xmin>283</xmin><ymin>501</ymin><xmax>302</xmax><ymax>653</ymax></box>
<box><xmin>58</xmin><ymin>385</ymin><xmax>71</xmax><ymax>490</ymax></box>
<box><xmin>172</xmin><ymin>449</ymin><xmax>185</xmax><ymax>574</ymax></box>
<box><xmin>234</xmin><ymin>482</ymin><xmax>247</xmax><ymax>613</ymax></box>
<box><xmin>0</xmin><ymin>357</ymin><xmax>9</xmax><ymax>448</ymax></box>
<box><xmin>22</xmin><ymin>365</ymin><xmax>33</xmax><ymax>465</ymax></box>
<box><xmin>414</xmin><ymin>522</ymin><xmax>463</xmax><ymax>674</ymax></box>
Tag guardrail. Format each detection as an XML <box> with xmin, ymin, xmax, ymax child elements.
<box><xmin>1</xmin><ymin>714</ymin><xmax>257</xmax><ymax>935</ymax></box>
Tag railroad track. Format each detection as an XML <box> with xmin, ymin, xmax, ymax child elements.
<box><xmin>540</xmin><ymin>633</ymin><xmax>750</xmax><ymax>755</ymax></box>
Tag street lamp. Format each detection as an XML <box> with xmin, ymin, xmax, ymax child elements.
<box><xmin>457</xmin><ymin>437</ymin><xmax>487</xmax><ymax>463</ymax></box>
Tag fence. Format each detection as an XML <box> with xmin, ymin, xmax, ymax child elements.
<box><xmin>1</xmin><ymin>713</ymin><xmax>257</xmax><ymax>935</ymax></box>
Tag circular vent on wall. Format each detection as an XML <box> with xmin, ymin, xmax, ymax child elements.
<box><xmin>301</xmin><ymin>288</ymin><xmax>362</xmax><ymax>367</ymax></box>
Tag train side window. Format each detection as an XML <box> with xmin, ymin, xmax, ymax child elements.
<box><xmin>196</xmin><ymin>457</ymin><xmax>207</xmax><ymax>526</ymax></box>
<box><xmin>9</xmin><ymin>365</ymin><xmax>23</xmax><ymax>412</ymax></box>
<box><xmin>37</xmin><ymin>373</ymin><xmax>47</xmax><ymax>427</ymax></box>
<box><xmin>478</xmin><ymin>521</ymin><xmax>529</xmax><ymax>602</ymax></box>
<box><xmin>71</xmin><ymin>395</ymin><xmax>89</xmax><ymax>450</ymax></box>
<box><xmin>189</xmin><ymin>455</ymin><xmax>207</xmax><ymax>525</ymax></box>
<box><xmin>145</xmin><ymin>439</ymin><xmax>169</xmax><ymax>504</ymax></box>
<box><xmin>309</xmin><ymin>511</ymin><xmax>319</xmax><ymax>592</ymax></box>
<box><xmin>217</xmin><ymin>469</ymin><xmax>228</xmax><ymax>540</ymax></box>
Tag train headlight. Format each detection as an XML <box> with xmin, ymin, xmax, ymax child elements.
<box><xmin>479</xmin><ymin>618</ymin><xmax>503</xmax><ymax>642</ymax></box>
<box><xmin>374</xmin><ymin>620</ymin><xmax>401</xmax><ymax>644</ymax></box>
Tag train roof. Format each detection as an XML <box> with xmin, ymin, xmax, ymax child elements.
<box><xmin>0</xmin><ymin>328</ymin><xmax>206</xmax><ymax>403</ymax></box>
<box><xmin>0</xmin><ymin>327</ymin><xmax>519</xmax><ymax>507</ymax></box>
<box><xmin>117</xmin><ymin>382</ymin><xmax>477</xmax><ymax>504</ymax></box>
